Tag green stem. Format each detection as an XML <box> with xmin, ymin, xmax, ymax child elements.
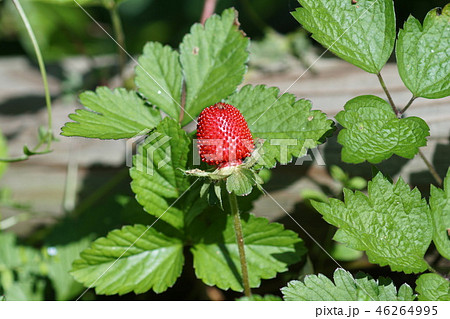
<box><xmin>107</xmin><ymin>1</ymin><xmax>126</xmax><ymax>82</ymax></box>
<box><xmin>12</xmin><ymin>0</ymin><xmax>53</xmax><ymax>149</ymax></box>
<box><xmin>376</xmin><ymin>72</ymin><xmax>397</xmax><ymax>115</ymax></box>
<box><xmin>400</xmin><ymin>95</ymin><xmax>417</xmax><ymax>115</ymax></box>
<box><xmin>228</xmin><ymin>191</ymin><xmax>251</xmax><ymax>297</ymax></box>
<box><xmin>418</xmin><ymin>150</ymin><xmax>443</xmax><ymax>186</ymax></box>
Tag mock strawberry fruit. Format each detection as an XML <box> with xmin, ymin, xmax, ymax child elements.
<box><xmin>197</xmin><ymin>102</ymin><xmax>254</xmax><ymax>167</ymax></box>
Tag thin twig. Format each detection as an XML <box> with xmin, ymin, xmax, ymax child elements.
<box><xmin>200</xmin><ymin>0</ymin><xmax>217</xmax><ymax>24</ymax></box>
<box><xmin>400</xmin><ymin>95</ymin><xmax>417</xmax><ymax>115</ymax></box>
<box><xmin>418</xmin><ymin>149</ymin><xmax>443</xmax><ymax>186</ymax></box>
<box><xmin>376</xmin><ymin>72</ymin><xmax>397</xmax><ymax>115</ymax></box>
<box><xmin>229</xmin><ymin>192</ymin><xmax>251</xmax><ymax>297</ymax></box>
<box><xmin>108</xmin><ymin>1</ymin><xmax>127</xmax><ymax>82</ymax></box>
<box><xmin>12</xmin><ymin>0</ymin><xmax>53</xmax><ymax>148</ymax></box>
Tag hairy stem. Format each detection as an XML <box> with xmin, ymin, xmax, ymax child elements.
<box><xmin>107</xmin><ymin>1</ymin><xmax>126</xmax><ymax>82</ymax></box>
<box><xmin>400</xmin><ymin>95</ymin><xmax>417</xmax><ymax>115</ymax></box>
<box><xmin>229</xmin><ymin>191</ymin><xmax>251</xmax><ymax>297</ymax></box>
<box><xmin>12</xmin><ymin>0</ymin><xmax>53</xmax><ymax>148</ymax></box>
<box><xmin>418</xmin><ymin>150</ymin><xmax>443</xmax><ymax>186</ymax></box>
<box><xmin>200</xmin><ymin>0</ymin><xmax>217</xmax><ymax>24</ymax></box>
<box><xmin>376</xmin><ymin>72</ymin><xmax>397</xmax><ymax>115</ymax></box>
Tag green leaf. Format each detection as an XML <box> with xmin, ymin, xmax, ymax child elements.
<box><xmin>416</xmin><ymin>273</ymin><xmax>450</xmax><ymax>301</ymax></box>
<box><xmin>190</xmin><ymin>211</ymin><xmax>306</xmax><ymax>292</ymax></box>
<box><xmin>130</xmin><ymin>117</ymin><xmax>206</xmax><ymax>230</ymax></box>
<box><xmin>226</xmin><ymin>168</ymin><xmax>263</xmax><ymax>196</ymax></box>
<box><xmin>312</xmin><ymin>173</ymin><xmax>432</xmax><ymax>273</ymax></box>
<box><xmin>237</xmin><ymin>294</ymin><xmax>283</xmax><ymax>301</ymax></box>
<box><xmin>71</xmin><ymin>224</ymin><xmax>184</xmax><ymax>295</ymax></box>
<box><xmin>61</xmin><ymin>87</ymin><xmax>161</xmax><ymax>139</ymax></box>
<box><xmin>429</xmin><ymin>168</ymin><xmax>450</xmax><ymax>259</ymax></box>
<box><xmin>291</xmin><ymin>0</ymin><xmax>395</xmax><ymax>74</ymax></box>
<box><xmin>180</xmin><ymin>8</ymin><xmax>249</xmax><ymax>125</ymax></box>
<box><xmin>227</xmin><ymin>85</ymin><xmax>333</xmax><ymax>168</ymax></box>
<box><xmin>336</xmin><ymin>95</ymin><xmax>429</xmax><ymax>164</ymax></box>
<box><xmin>282</xmin><ymin>268</ymin><xmax>415</xmax><ymax>301</ymax></box>
<box><xmin>396</xmin><ymin>5</ymin><xmax>450</xmax><ymax>99</ymax></box>
<box><xmin>0</xmin><ymin>130</ymin><xmax>8</xmax><ymax>178</ymax></box>
<box><xmin>330</xmin><ymin>242</ymin><xmax>363</xmax><ymax>262</ymax></box>
<box><xmin>135</xmin><ymin>42</ymin><xmax>183</xmax><ymax>120</ymax></box>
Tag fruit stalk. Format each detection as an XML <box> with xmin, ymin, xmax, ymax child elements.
<box><xmin>229</xmin><ymin>191</ymin><xmax>251</xmax><ymax>297</ymax></box>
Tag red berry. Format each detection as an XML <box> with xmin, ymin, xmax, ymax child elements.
<box><xmin>197</xmin><ymin>102</ymin><xmax>254</xmax><ymax>168</ymax></box>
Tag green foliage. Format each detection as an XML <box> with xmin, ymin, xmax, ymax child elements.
<box><xmin>130</xmin><ymin>118</ymin><xmax>206</xmax><ymax>230</ymax></box>
<box><xmin>396</xmin><ymin>4</ymin><xmax>450</xmax><ymax>99</ymax></box>
<box><xmin>237</xmin><ymin>294</ymin><xmax>283</xmax><ymax>301</ymax></box>
<box><xmin>282</xmin><ymin>268</ymin><xmax>415</xmax><ymax>301</ymax></box>
<box><xmin>336</xmin><ymin>95</ymin><xmax>429</xmax><ymax>164</ymax></box>
<box><xmin>429</xmin><ymin>168</ymin><xmax>450</xmax><ymax>259</ymax></box>
<box><xmin>225</xmin><ymin>168</ymin><xmax>263</xmax><ymax>196</ymax></box>
<box><xmin>227</xmin><ymin>85</ymin><xmax>333</xmax><ymax>168</ymax></box>
<box><xmin>61</xmin><ymin>87</ymin><xmax>161</xmax><ymax>139</ymax></box>
<box><xmin>312</xmin><ymin>173</ymin><xmax>432</xmax><ymax>273</ymax></box>
<box><xmin>291</xmin><ymin>0</ymin><xmax>395</xmax><ymax>73</ymax></box>
<box><xmin>135</xmin><ymin>42</ymin><xmax>183</xmax><ymax>120</ymax></box>
<box><xmin>190</xmin><ymin>211</ymin><xmax>306</xmax><ymax>292</ymax></box>
<box><xmin>416</xmin><ymin>273</ymin><xmax>450</xmax><ymax>301</ymax></box>
<box><xmin>179</xmin><ymin>8</ymin><xmax>249</xmax><ymax>125</ymax></box>
<box><xmin>71</xmin><ymin>225</ymin><xmax>184</xmax><ymax>295</ymax></box>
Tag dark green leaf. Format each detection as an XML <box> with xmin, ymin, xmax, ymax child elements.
<box><xmin>135</xmin><ymin>42</ymin><xmax>183</xmax><ymax>120</ymax></box>
<box><xmin>61</xmin><ymin>87</ymin><xmax>161</xmax><ymax>139</ymax></box>
<box><xmin>180</xmin><ymin>8</ymin><xmax>249</xmax><ymax>125</ymax></box>
<box><xmin>396</xmin><ymin>5</ymin><xmax>450</xmax><ymax>99</ymax></box>
<box><xmin>291</xmin><ymin>0</ymin><xmax>395</xmax><ymax>73</ymax></box>
<box><xmin>336</xmin><ymin>95</ymin><xmax>429</xmax><ymax>163</ymax></box>
<box><xmin>312</xmin><ymin>173</ymin><xmax>432</xmax><ymax>273</ymax></box>
<box><xmin>282</xmin><ymin>268</ymin><xmax>415</xmax><ymax>301</ymax></box>
<box><xmin>71</xmin><ymin>225</ymin><xmax>184</xmax><ymax>295</ymax></box>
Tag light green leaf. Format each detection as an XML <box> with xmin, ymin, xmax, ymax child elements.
<box><xmin>61</xmin><ymin>87</ymin><xmax>161</xmax><ymax>139</ymax></box>
<box><xmin>130</xmin><ymin>117</ymin><xmax>206</xmax><ymax>230</ymax></box>
<box><xmin>330</xmin><ymin>242</ymin><xmax>363</xmax><ymax>262</ymax></box>
<box><xmin>237</xmin><ymin>294</ymin><xmax>283</xmax><ymax>301</ymax></box>
<box><xmin>190</xmin><ymin>211</ymin><xmax>306</xmax><ymax>292</ymax></box>
<box><xmin>312</xmin><ymin>173</ymin><xmax>432</xmax><ymax>273</ymax></box>
<box><xmin>291</xmin><ymin>0</ymin><xmax>395</xmax><ymax>73</ymax></box>
<box><xmin>396</xmin><ymin>5</ymin><xmax>450</xmax><ymax>99</ymax></box>
<box><xmin>45</xmin><ymin>238</ymin><xmax>91</xmax><ymax>301</ymax></box>
<box><xmin>135</xmin><ymin>42</ymin><xmax>182</xmax><ymax>120</ymax></box>
<box><xmin>226</xmin><ymin>168</ymin><xmax>262</xmax><ymax>196</ymax></box>
<box><xmin>429</xmin><ymin>168</ymin><xmax>450</xmax><ymax>259</ymax></box>
<box><xmin>227</xmin><ymin>85</ymin><xmax>333</xmax><ymax>168</ymax></box>
<box><xmin>71</xmin><ymin>224</ymin><xmax>184</xmax><ymax>295</ymax></box>
<box><xmin>180</xmin><ymin>8</ymin><xmax>249</xmax><ymax>125</ymax></box>
<box><xmin>282</xmin><ymin>268</ymin><xmax>415</xmax><ymax>301</ymax></box>
<box><xmin>416</xmin><ymin>273</ymin><xmax>450</xmax><ymax>301</ymax></box>
<box><xmin>336</xmin><ymin>95</ymin><xmax>429</xmax><ymax>164</ymax></box>
<box><xmin>0</xmin><ymin>130</ymin><xmax>8</xmax><ymax>178</ymax></box>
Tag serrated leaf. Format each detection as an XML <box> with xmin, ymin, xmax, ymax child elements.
<box><xmin>190</xmin><ymin>211</ymin><xmax>306</xmax><ymax>292</ymax></box>
<box><xmin>61</xmin><ymin>87</ymin><xmax>161</xmax><ymax>139</ymax></box>
<box><xmin>237</xmin><ymin>294</ymin><xmax>282</xmax><ymax>301</ymax></box>
<box><xmin>227</xmin><ymin>85</ymin><xmax>333</xmax><ymax>168</ymax></box>
<box><xmin>180</xmin><ymin>8</ymin><xmax>249</xmax><ymax>125</ymax></box>
<box><xmin>292</xmin><ymin>0</ymin><xmax>395</xmax><ymax>73</ymax></box>
<box><xmin>312</xmin><ymin>173</ymin><xmax>432</xmax><ymax>273</ymax></box>
<box><xmin>0</xmin><ymin>130</ymin><xmax>8</xmax><ymax>178</ymax></box>
<box><xmin>130</xmin><ymin>117</ymin><xmax>206</xmax><ymax>230</ymax></box>
<box><xmin>135</xmin><ymin>42</ymin><xmax>182</xmax><ymax>120</ymax></box>
<box><xmin>336</xmin><ymin>95</ymin><xmax>429</xmax><ymax>164</ymax></box>
<box><xmin>416</xmin><ymin>273</ymin><xmax>450</xmax><ymax>301</ymax></box>
<box><xmin>71</xmin><ymin>224</ymin><xmax>184</xmax><ymax>295</ymax></box>
<box><xmin>226</xmin><ymin>168</ymin><xmax>260</xmax><ymax>196</ymax></box>
<box><xmin>429</xmin><ymin>168</ymin><xmax>450</xmax><ymax>259</ymax></box>
<box><xmin>396</xmin><ymin>5</ymin><xmax>450</xmax><ymax>99</ymax></box>
<box><xmin>282</xmin><ymin>268</ymin><xmax>415</xmax><ymax>301</ymax></box>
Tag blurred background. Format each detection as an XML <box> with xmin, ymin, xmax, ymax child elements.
<box><xmin>0</xmin><ymin>0</ymin><xmax>449</xmax><ymax>301</ymax></box>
